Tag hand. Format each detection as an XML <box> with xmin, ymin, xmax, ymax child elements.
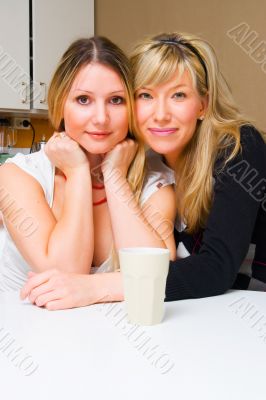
<box><xmin>45</xmin><ymin>132</ymin><xmax>89</xmax><ymax>177</ymax></box>
<box><xmin>101</xmin><ymin>139</ymin><xmax>138</xmax><ymax>179</ymax></box>
<box><xmin>20</xmin><ymin>269</ymin><xmax>101</xmax><ymax>310</ymax></box>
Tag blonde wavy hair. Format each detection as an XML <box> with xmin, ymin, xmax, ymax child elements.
<box><xmin>48</xmin><ymin>37</ymin><xmax>146</xmax><ymax>269</ymax></box>
<box><xmin>131</xmin><ymin>32</ymin><xmax>253</xmax><ymax>233</ymax></box>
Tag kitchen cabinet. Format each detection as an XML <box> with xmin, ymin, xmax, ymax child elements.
<box><xmin>32</xmin><ymin>0</ymin><xmax>94</xmax><ymax>110</ymax></box>
<box><xmin>0</xmin><ymin>0</ymin><xmax>30</xmax><ymax>111</ymax></box>
<box><xmin>0</xmin><ymin>0</ymin><xmax>94</xmax><ymax>112</ymax></box>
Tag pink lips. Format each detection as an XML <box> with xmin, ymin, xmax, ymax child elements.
<box><xmin>148</xmin><ymin>128</ymin><xmax>177</xmax><ymax>137</ymax></box>
<box><xmin>87</xmin><ymin>131</ymin><xmax>111</xmax><ymax>139</ymax></box>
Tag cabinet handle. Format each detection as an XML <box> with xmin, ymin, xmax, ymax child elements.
<box><xmin>21</xmin><ymin>82</ymin><xmax>27</xmax><ymax>104</ymax></box>
<box><xmin>39</xmin><ymin>82</ymin><xmax>46</xmax><ymax>104</ymax></box>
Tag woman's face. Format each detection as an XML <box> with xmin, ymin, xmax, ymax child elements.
<box><xmin>64</xmin><ymin>62</ymin><xmax>129</xmax><ymax>154</ymax></box>
<box><xmin>135</xmin><ymin>69</ymin><xmax>207</xmax><ymax>167</ymax></box>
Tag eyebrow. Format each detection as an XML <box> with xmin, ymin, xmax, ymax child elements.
<box><xmin>73</xmin><ymin>89</ymin><xmax>126</xmax><ymax>94</ymax></box>
<box><xmin>139</xmin><ymin>84</ymin><xmax>189</xmax><ymax>90</ymax></box>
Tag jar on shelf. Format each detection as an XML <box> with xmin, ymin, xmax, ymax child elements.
<box><xmin>0</xmin><ymin>119</ymin><xmax>9</xmax><ymax>154</ymax></box>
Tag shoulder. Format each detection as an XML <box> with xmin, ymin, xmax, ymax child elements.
<box><xmin>215</xmin><ymin>125</ymin><xmax>266</xmax><ymax>174</ymax></box>
<box><xmin>0</xmin><ymin>162</ymin><xmax>46</xmax><ymax>217</ymax></box>
<box><xmin>0</xmin><ymin>161</ymin><xmax>44</xmax><ymax>194</ymax></box>
<box><xmin>213</xmin><ymin>125</ymin><xmax>266</xmax><ymax>202</ymax></box>
<box><xmin>237</xmin><ymin>125</ymin><xmax>266</xmax><ymax>173</ymax></box>
<box><xmin>140</xmin><ymin>149</ymin><xmax>175</xmax><ymax>205</ymax></box>
<box><xmin>0</xmin><ymin>150</ymin><xmax>54</xmax><ymax>204</ymax></box>
<box><xmin>239</xmin><ymin>125</ymin><xmax>266</xmax><ymax>152</ymax></box>
<box><xmin>4</xmin><ymin>149</ymin><xmax>52</xmax><ymax>172</ymax></box>
<box><xmin>0</xmin><ymin>161</ymin><xmax>30</xmax><ymax>183</ymax></box>
<box><xmin>146</xmin><ymin>149</ymin><xmax>175</xmax><ymax>177</ymax></box>
<box><xmin>237</xmin><ymin>125</ymin><xmax>266</xmax><ymax>169</ymax></box>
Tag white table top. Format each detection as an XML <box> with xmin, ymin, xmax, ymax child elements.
<box><xmin>0</xmin><ymin>290</ymin><xmax>266</xmax><ymax>400</ymax></box>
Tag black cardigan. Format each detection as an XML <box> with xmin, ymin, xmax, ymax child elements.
<box><xmin>165</xmin><ymin>125</ymin><xmax>266</xmax><ymax>301</ymax></box>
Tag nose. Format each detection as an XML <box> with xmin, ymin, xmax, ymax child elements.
<box><xmin>93</xmin><ymin>101</ymin><xmax>109</xmax><ymax>126</ymax></box>
<box><xmin>153</xmin><ymin>98</ymin><xmax>170</xmax><ymax>122</ymax></box>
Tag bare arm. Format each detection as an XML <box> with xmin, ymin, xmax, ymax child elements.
<box><xmin>19</xmin><ymin>181</ymin><xmax>176</xmax><ymax>310</ymax></box>
<box><xmin>102</xmin><ymin>140</ymin><xmax>176</xmax><ymax>260</ymax></box>
<box><xmin>20</xmin><ymin>139</ymin><xmax>176</xmax><ymax>310</ymax></box>
<box><xmin>0</xmin><ymin>137</ymin><xmax>94</xmax><ymax>273</ymax></box>
<box><xmin>20</xmin><ymin>269</ymin><xmax>123</xmax><ymax>310</ymax></box>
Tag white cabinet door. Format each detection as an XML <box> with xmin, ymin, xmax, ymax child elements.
<box><xmin>32</xmin><ymin>0</ymin><xmax>94</xmax><ymax>110</ymax></box>
<box><xmin>0</xmin><ymin>0</ymin><xmax>30</xmax><ymax>110</ymax></box>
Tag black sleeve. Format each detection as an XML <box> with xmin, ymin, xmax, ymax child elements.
<box><xmin>165</xmin><ymin>126</ymin><xmax>266</xmax><ymax>301</ymax></box>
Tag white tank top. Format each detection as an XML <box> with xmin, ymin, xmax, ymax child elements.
<box><xmin>0</xmin><ymin>149</ymin><xmax>175</xmax><ymax>291</ymax></box>
<box><xmin>0</xmin><ymin>149</ymin><xmax>54</xmax><ymax>292</ymax></box>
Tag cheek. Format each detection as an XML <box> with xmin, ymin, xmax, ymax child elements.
<box><xmin>114</xmin><ymin>108</ymin><xmax>129</xmax><ymax>133</ymax></box>
<box><xmin>177</xmin><ymin>102</ymin><xmax>201</xmax><ymax>125</ymax></box>
<box><xmin>135</xmin><ymin>102</ymin><xmax>148</xmax><ymax>128</ymax></box>
<box><xmin>64</xmin><ymin>104</ymin><xmax>88</xmax><ymax>135</ymax></box>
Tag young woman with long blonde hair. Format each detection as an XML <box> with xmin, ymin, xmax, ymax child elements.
<box><xmin>131</xmin><ymin>32</ymin><xmax>266</xmax><ymax>298</ymax></box>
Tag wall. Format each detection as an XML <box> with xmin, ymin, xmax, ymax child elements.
<box><xmin>15</xmin><ymin>118</ymin><xmax>53</xmax><ymax>148</ymax></box>
<box><xmin>95</xmin><ymin>0</ymin><xmax>266</xmax><ymax>130</ymax></box>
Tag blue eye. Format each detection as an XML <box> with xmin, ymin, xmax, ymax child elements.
<box><xmin>172</xmin><ymin>92</ymin><xmax>186</xmax><ymax>100</ymax></box>
<box><xmin>110</xmin><ymin>96</ymin><xmax>125</xmax><ymax>105</ymax></box>
<box><xmin>77</xmin><ymin>95</ymin><xmax>89</xmax><ymax>105</ymax></box>
<box><xmin>138</xmin><ymin>92</ymin><xmax>152</xmax><ymax>100</ymax></box>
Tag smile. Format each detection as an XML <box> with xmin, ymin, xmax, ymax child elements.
<box><xmin>148</xmin><ymin>128</ymin><xmax>177</xmax><ymax>137</ymax></box>
<box><xmin>86</xmin><ymin>131</ymin><xmax>112</xmax><ymax>139</ymax></box>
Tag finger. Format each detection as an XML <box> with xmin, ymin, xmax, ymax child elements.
<box><xmin>124</xmin><ymin>138</ymin><xmax>136</xmax><ymax>147</ymax></box>
<box><xmin>125</xmin><ymin>138</ymin><xmax>134</xmax><ymax>144</ymax></box>
<box><xmin>20</xmin><ymin>269</ymin><xmax>57</xmax><ymax>300</ymax></box>
<box><xmin>45</xmin><ymin>299</ymin><xmax>73</xmax><ymax>311</ymax></box>
<box><xmin>28</xmin><ymin>281</ymin><xmax>53</xmax><ymax>304</ymax></box>
<box><xmin>128</xmin><ymin>139</ymin><xmax>138</xmax><ymax>150</ymax></box>
<box><xmin>28</xmin><ymin>271</ymin><xmax>36</xmax><ymax>277</ymax></box>
<box><xmin>34</xmin><ymin>290</ymin><xmax>62</xmax><ymax>308</ymax></box>
<box><xmin>56</xmin><ymin>136</ymin><xmax>79</xmax><ymax>150</ymax></box>
<box><xmin>44</xmin><ymin>136</ymin><xmax>61</xmax><ymax>156</ymax></box>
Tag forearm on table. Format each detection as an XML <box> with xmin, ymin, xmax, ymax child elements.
<box><xmin>89</xmin><ymin>272</ymin><xmax>124</xmax><ymax>304</ymax></box>
<box><xmin>165</xmin><ymin>253</ymin><xmax>236</xmax><ymax>301</ymax></box>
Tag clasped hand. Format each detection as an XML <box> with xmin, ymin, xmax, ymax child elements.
<box><xmin>101</xmin><ymin>138</ymin><xmax>138</xmax><ymax>179</ymax></box>
<box><xmin>45</xmin><ymin>132</ymin><xmax>89</xmax><ymax>177</ymax></box>
<box><xmin>45</xmin><ymin>133</ymin><xmax>138</xmax><ymax>180</ymax></box>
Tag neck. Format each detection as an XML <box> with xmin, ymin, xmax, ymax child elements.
<box><xmin>164</xmin><ymin>152</ymin><xmax>180</xmax><ymax>170</ymax></box>
<box><xmin>88</xmin><ymin>153</ymin><xmax>104</xmax><ymax>184</ymax></box>
<box><xmin>87</xmin><ymin>153</ymin><xmax>103</xmax><ymax>169</ymax></box>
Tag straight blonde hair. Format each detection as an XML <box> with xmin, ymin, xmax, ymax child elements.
<box><xmin>131</xmin><ymin>32</ymin><xmax>254</xmax><ymax>233</ymax></box>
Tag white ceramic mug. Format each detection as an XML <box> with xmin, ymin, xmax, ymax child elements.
<box><xmin>119</xmin><ymin>247</ymin><xmax>170</xmax><ymax>326</ymax></box>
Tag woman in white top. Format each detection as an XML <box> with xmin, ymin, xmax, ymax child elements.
<box><xmin>1</xmin><ymin>36</ymin><xmax>176</xmax><ymax>304</ymax></box>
